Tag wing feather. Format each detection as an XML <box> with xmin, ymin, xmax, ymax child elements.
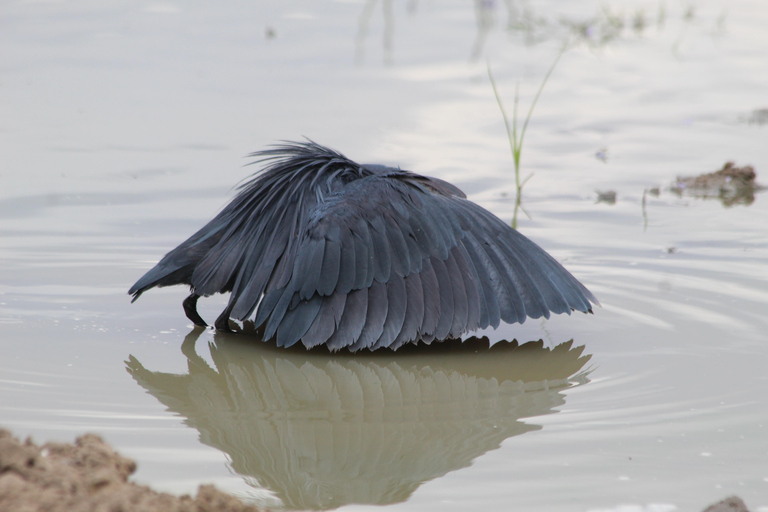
<box><xmin>385</xmin><ymin>214</ymin><xmax>411</xmax><ymax>277</ymax></box>
<box><xmin>318</xmin><ymin>238</ymin><xmax>341</xmax><ymax>296</ymax></box>
<box><xmin>325</xmin><ymin>288</ymin><xmax>369</xmax><ymax>351</ymax></box>
<box><xmin>352</xmin><ymin>229</ymin><xmax>370</xmax><ymax>290</ymax></box>
<box><xmin>390</xmin><ymin>273</ymin><xmax>424</xmax><ymax>350</ymax></box>
<box><xmin>276</xmin><ymin>294</ymin><xmax>322</xmax><ymax>348</ymax></box>
<box><xmin>301</xmin><ymin>291</ymin><xmax>347</xmax><ymax>349</ymax></box>
<box><xmin>369</xmin><ymin>216</ymin><xmax>391</xmax><ymax>283</ymax></box>
<box><xmin>418</xmin><ymin>258</ymin><xmax>441</xmax><ymax>336</ymax></box>
<box><xmin>456</xmin><ymin>233</ymin><xmax>500</xmax><ymax>329</ymax></box>
<box><xmin>348</xmin><ymin>280</ymin><xmax>388</xmax><ymax>351</ymax></box>
<box><xmin>451</xmin><ymin>245</ymin><xmax>482</xmax><ymax>331</ymax></box>
<box><xmin>429</xmin><ymin>257</ymin><xmax>454</xmax><ymax>340</ymax></box>
<box><xmin>370</xmin><ymin>272</ymin><xmax>407</xmax><ymax>350</ymax></box>
<box><xmin>443</xmin><ymin>250</ymin><xmax>468</xmax><ymax>336</ymax></box>
<box><xmin>336</xmin><ymin>228</ymin><xmax>356</xmax><ymax>295</ymax></box>
<box><xmin>298</xmin><ymin>237</ymin><xmax>325</xmax><ymax>300</ymax></box>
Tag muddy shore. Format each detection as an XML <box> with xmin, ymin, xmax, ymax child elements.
<box><xmin>0</xmin><ymin>428</ymin><xmax>753</xmax><ymax>512</ymax></box>
<box><xmin>0</xmin><ymin>429</ymin><xmax>264</xmax><ymax>512</ymax></box>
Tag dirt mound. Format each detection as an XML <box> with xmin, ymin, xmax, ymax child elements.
<box><xmin>671</xmin><ymin>161</ymin><xmax>761</xmax><ymax>206</ymax></box>
<box><xmin>0</xmin><ymin>429</ymin><xmax>264</xmax><ymax>512</ymax></box>
<box><xmin>0</xmin><ymin>427</ymin><xmax>754</xmax><ymax>512</ymax></box>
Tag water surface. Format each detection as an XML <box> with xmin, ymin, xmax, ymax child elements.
<box><xmin>2</xmin><ymin>1</ymin><xmax>768</xmax><ymax>511</ymax></box>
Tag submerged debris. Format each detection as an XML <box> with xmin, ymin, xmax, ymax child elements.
<box><xmin>595</xmin><ymin>190</ymin><xmax>617</xmax><ymax>204</ymax></box>
<box><xmin>671</xmin><ymin>161</ymin><xmax>762</xmax><ymax>206</ymax></box>
<box><xmin>745</xmin><ymin>107</ymin><xmax>768</xmax><ymax>125</ymax></box>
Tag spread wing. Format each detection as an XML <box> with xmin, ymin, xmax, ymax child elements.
<box><xmin>129</xmin><ymin>141</ymin><xmax>372</xmax><ymax>315</ymax></box>
<box><xmin>253</xmin><ymin>171</ymin><xmax>598</xmax><ymax>351</ymax></box>
<box><xmin>128</xmin><ymin>141</ymin><xmax>597</xmax><ymax>352</ymax></box>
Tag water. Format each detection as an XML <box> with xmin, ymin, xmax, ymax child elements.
<box><xmin>2</xmin><ymin>1</ymin><xmax>768</xmax><ymax>511</ymax></box>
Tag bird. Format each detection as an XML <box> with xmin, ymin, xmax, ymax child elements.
<box><xmin>129</xmin><ymin>141</ymin><xmax>598</xmax><ymax>352</ymax></box>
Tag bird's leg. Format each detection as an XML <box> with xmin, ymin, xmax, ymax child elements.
<box><xmin>182</xmin><ymin>293</ymin><xmax>208</xmax><ymax>327</ymax></box>
<box><xmin>214</xmin><ymin>304</ymin><xmax>234</xmax><ymax>332</ymax></box>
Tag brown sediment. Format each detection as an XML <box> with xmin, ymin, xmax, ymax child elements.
<box><xmin>0</xmin><ymin>427</ymin><xmax>755</xmax><ymax>512</ymax></box>
<box><xmin>595</xmin><ymin>190</ymin><xmax>617</xmax><ymax>204</ymax></box>
<box><xmin>0</xmin><ymin>429</ymin><xmax>264</xmax><ymax>512</ymax></box>
<box><xmin>675</xmin><ymin>161</ymin><xmax>756</xmax><ymax>189</ymax></box>
<box><xmin>671</xmin><ymin>161</ymin><xmax>761</xmax><ymax>206</ymax></box>
<box><xmin>702</xmin><ymin>495</ymin><xmax>751</xmax><ymax>512</ymax></box>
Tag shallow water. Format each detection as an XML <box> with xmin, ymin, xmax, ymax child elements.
<box><xmin>2</xmin><ymin>1</ymin><xmax>768</xmax><ymax>511</ymax></box>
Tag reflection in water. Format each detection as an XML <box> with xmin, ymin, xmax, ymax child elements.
<box><xmin>354</xmin><ymin>1</ymin><xmax>717</xmax><ymax>68</ymax></box>
<box><xmin>126</xmin><ymin>332</ymin><xmax>591</xmax><ymax>510</ymax></box>
<box><xmin>354</xmin><ymin>0</ymin><xmax>396</xmax><ymax>66</ymax></box>
<box><xmin>470</xmin><ymin>0</ymin><xmax>500</xmax><ymax>61</ymax></box>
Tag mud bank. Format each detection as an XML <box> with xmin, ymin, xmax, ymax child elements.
<box><xmin>0</xmin><ymin>429</ymin><xmax>265</xmax><ymax>512</ymax></box>
<box><xmin>0</xmin><ymin>428</ymin><xmax>754</xmax><ymax>512</ymax></box>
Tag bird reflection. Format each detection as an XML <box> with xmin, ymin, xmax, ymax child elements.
<box><xmin>126</xmin><ymin>330</ymin><xmax>592</xmax><ymax>510</ymax></box>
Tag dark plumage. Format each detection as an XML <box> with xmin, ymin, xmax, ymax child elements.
<box><xmin>129</xmin><ymin>141</ymin><xmax>598</xmax><ymax>351</ymax></box>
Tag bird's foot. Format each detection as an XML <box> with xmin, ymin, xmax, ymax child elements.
<box><xmin>214</xmin><ymin>309</ymin><xmax>233</xmax><ymax>332</ymax></box>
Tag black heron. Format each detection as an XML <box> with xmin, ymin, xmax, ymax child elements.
<box><xmin>129</xmin><ymin>141</ymin><xmax>598</xmax><ymax>351</ymax></box>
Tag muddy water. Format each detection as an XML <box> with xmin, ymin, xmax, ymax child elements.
<box><xmin>2</xmin><ymin>1</ymin><xmax>768</xmax><ymax>511</ymax></box>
